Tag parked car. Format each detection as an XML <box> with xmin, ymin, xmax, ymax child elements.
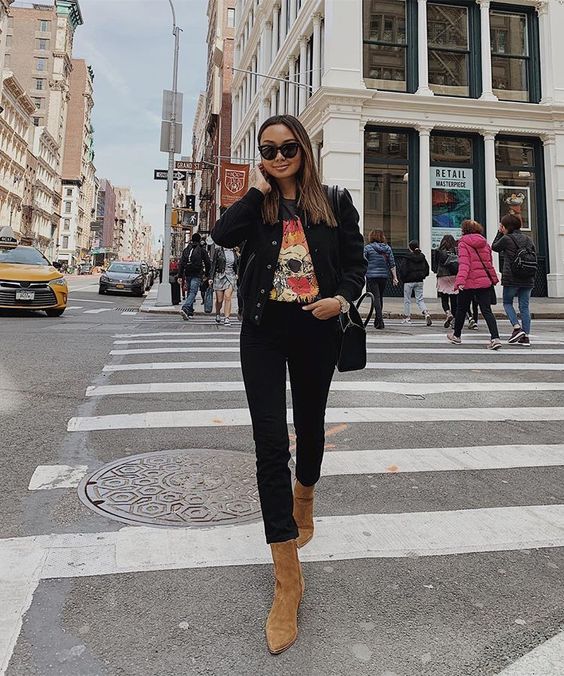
<box><xmin>99</xmin><ymin>261</ymin><xmax>147</xmax><ymax>296</ymax></box>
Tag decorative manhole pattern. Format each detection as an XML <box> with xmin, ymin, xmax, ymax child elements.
<box><xmin>78</xmin><ymin>449</ymin><xmax>261</xmax><ymax>528</ymax></box>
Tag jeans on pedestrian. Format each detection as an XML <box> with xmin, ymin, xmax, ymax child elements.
<box><xmin>181</xmin><ymin>275</ymin><xmax>201</xmax><ymax>315</ymax></box>
<box><xmin>240</xmin><ymin>301</ymin><xmax>339</xmax><ymax>544</ymax></box>
<box><xmin>366</xmin><ymin>278</ymin><xmax>387</xmax><ymax>326</ymax></box>
<box><xmin>503</xmin><ymin>286</ymin><xmax>532</xmax><ymax>335</ymax></box>
<box><xmin>453</xmin><ymin>288</ymin><xmax>500</xmax><ymax>339</ymax></box>
<box><xmin>403</xmin><ymin>282</ymin><xmax>428</xmax><ymax>317</ymax></box>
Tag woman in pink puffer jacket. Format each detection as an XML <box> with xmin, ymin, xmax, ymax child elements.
<box><xmin>447</xmin><ymin>220</ymin><xmax>501</xmax><ymax>350</ymax></box>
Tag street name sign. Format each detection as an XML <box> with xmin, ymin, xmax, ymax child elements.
<box><xmin>175</xmin><ymin>160</ymin><xmax>209</xmax><ymax>171</ymax></box>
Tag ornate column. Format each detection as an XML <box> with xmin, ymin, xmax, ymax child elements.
<box><xmin>298</xmin><ymin>36</ymin><xmax>308</xmax><ymax>113</ymax></box>
<box><xmin>290</xmin><ymin>0</ymin><xmax>297</xmax><ymax>26</ymax></box>
<box><xmin>270</xmin><ymin>88</ymin><xmax>277</xmax><ymax>117</ymax></box>
<box><xmin>272</xmin><ymin>5</ymin><xmax>280</xmax><ymax>62</ymax></box>
<box><xmin>418</xmin><ymin>125</ymin><xmax>434</xmax><ymax>294</ymax></box>
<box><xmin>536</xmin><ymin>1</ymin><xmax>554</xmax><ymax>103</ymax></box>
<box><xmin>264</xmin><ymin>21</ymin><xmax>273</xmax><ymax>73</ymax></box>
<box><xmin>260</xmin><ymin>97</ymin><xmax>270</xmax><ymax>125</ymax></box>
<box><xmin>542</xmin><ymin>134</ymin><xmax>562</xmax><ymax>295</ymax></box>
<box><xmin>279</xmin><ymin>73</ymin><xmax>287</xmax><ymax>113</ymax></box>
<box><xmin>477</xmin><ymin>0</ymin><xmax>498</xmax><ymax>100</ymax></box>
<box><xmin>312</xmin><ymin>14</ymin><xmax>322</xmax><ymax>91</ymax></box>
<box><xmin>251</xmin><ymin>55</ymin><xmax>258</xmax><ymax>97</ymax></box>
<box><xmin>416</xmin><ymin>0</ymin><xmax>434</xmax><ymax>96</ymax></box>
<box><xmin>280</xmin><ymin>0</ymin><xmax>287</xmax><ymax>44</ymax></box>
<box><xmin>288</xmin><ymin>56</ymin><xmax>296</xmax><ymax>116</ymax></box>
<box><xmin>482</xmin><ymin>130</ymin><xmax>499</xmax><ymax>244</ymax></box>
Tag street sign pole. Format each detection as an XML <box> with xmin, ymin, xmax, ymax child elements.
<box><xmin>156</xmin><ymin>1</ymin><xmax>181</xmax><ymax>307</ymax></box>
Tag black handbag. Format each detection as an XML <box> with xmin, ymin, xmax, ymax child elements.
<box><xmin>337</xmin><ymin>293</ymin><xmax>375</xmax><ymax>372</ymax></box>
<box><xmin>476</xmin><ymin>250</ymin><xmax>498</xmax><ymax>306</ymax></box>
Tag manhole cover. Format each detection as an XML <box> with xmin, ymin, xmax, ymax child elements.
<box><xmin>78</xmin><ymin>449</ymin><xmax>261</xmax><ymax>528</ymax></box>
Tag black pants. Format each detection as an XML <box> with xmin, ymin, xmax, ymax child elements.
<box><xmin>440</xmin><ymin>293</ymin><xmax>458</xmax><ymax>316</ymax></box>
<box><xmin>366</xmin><ymin>278</ymin><xmax>387</xmax><ymax>327</ymax></box>
<box><xmin>453</xmin><ymin>288</ymin><xmax>499</xmax><ymax>339</ymax></box>
<box><xmin>240</xmin><ymin>301</ymin><xmax>339</xmax><ymax>543</ymax></box>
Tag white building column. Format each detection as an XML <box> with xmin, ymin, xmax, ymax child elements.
<box><xmin>482</xmin><ymin>131</ymin><xmax>498</xmax><ymax>242</ymax></box>
<box><xmin>543</xmin><ymin>134</ymin><xmax>563</xmax><ymax>296</ymax></box>
<box><xmin>477</xmin><ymin>0</ymin><xmax>498</xmax><ymax>101</ymax></box>
<box><xmin>288</xmin><ymin>56</ymin><xmax>296</xmax><ymax>116</ymax></box>
<box><xmin>298</xmin><ymin>36</ymin><xmax>308</xmax><ymax>114</ymax></box>
<box><xmin>264</xmin><ymin>21</ymin><xmax>273</xmax><ymax>73</ymax></box>
<box><xmin>312</xmin><ymin>14</ymin><xmax>322</xmax><ymax>91</ymax></box>
<box><xmin>279</xmin><ymin>73</ymin><xmax>287</xmax><ymax>114</ymax></box>
<box><xmin>311</xmin><ymin>140</ymin><xmax>320</xmax><ymax>168</ymax></box>
<box><xmin>260</xmin><ymin>97</ymin><xmax>270</xmax><ymax>125</ymax></box>
<box><xmin>416</xmin><ymin>0</ymin><xmax>434</xmax><ymax>96</ymax></box>
<box><xmin>537</xmin><ymin>1</ymin><xmax>554</xmax><ymax>104</ymax></box>
<box><xmin>418</xmin><ymin>125</ymin><xmax>434</xmax><ymax>294</ymax></box>
<box><xmin>272</xmin><ymin>5</ymin><xmax>280</xmax><ymax>62</ymax></box>
<box><xmin>270</xmin><ymin>88</ymin><xmax>277</xmax><ymax>117</ymax></box>
<box><xmin>280</xmin><ymin>0</ymin><xmax>287</xmax><ymax>44</ymax></box>
<box><xmin>251</xmin><ymin>55</ymin><xmax>258</xmax><ymax>97</ymax></box>
<box><xmin>289</xmin><ymin>0</ymin><xmax>297</xmax><ymax>26</ymax></box>
<box><xmin>323</xmin><ymin>0</ymin><xmax>364</xmax><ymax>88</ymax></box>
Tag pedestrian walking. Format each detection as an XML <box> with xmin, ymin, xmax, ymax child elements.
<box><xmin>432</xmin><ymin>234</ymin><xmax>459</xmax><ymax>328</ymax></box>
<box><xmin>447</xmin><ymin>220</ymin><xmax>502</xmax><ymax>350</ymax></box>
<box><xmin>364</xmin><ymin>230</ymin><xmax>398</xmax><ymax>329</ymax></box>
<box><xmin>492</xmin><ymin>213</ymin><xmax>537</xmax><ymax>346</ymax></box>
<box><xmin>212</xmin><ymin>114</ymin><xmax>366</xmax><ymax>655</ymax></box>
<box><xmin>399</xmin><ymin>240</ymin><xmax>432</xmax><ymax>325</ymax></box>
<box><xmin>210</xmin><ymin>245</ymin><xmax>239</xmax><ymax>325</ymax></box>
<box><xmin>179</xmin><ymin>233</ymin><xmax>210</xmax><ymax>320</ymax></box>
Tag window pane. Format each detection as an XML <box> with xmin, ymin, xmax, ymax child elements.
<box><xmin>365</xmin><ymin>130</ymin><xmax>408</xmax><ymax>161</ymax></box>
<box><xmin>364</xmin><ymin>167</ymin><xmax>409</xmax><ymax>249</ymax></box>
<box><xmin>492</xmin><ymin>56</ymin><xmax>528</xmax><ymax>101</ymax></box>
<box><xmin>429</xmin><ymin>50</ymin><xmax>469</xmax><ymax>96</ymax></box>
<box><xmin>428</xmin><ymin>5</ymin><xmax>468</xmax><ymax>49</ymax></box>
<box><xmin>490</xmin><ymin>12</ymin><xmax>527</xmax><ymax>56</ymax></box>
<box><xmin>363</xmin><ymin>1</ymin><xmax>406</xmax><ymax>44</ymax></box>
<box><xmin>495</xmin><ymin>139</ymin><xmax>535</xmax><ymax>168</ymax></box>
<box><xmin>363</xmin><ymin>44</ymin><xmax>406</xmax><ymax>91</ymax></box>
<box><xmin>496</xmin><ymin>171</ymin><xmax>537</xmax><ymax>244</ymax></box>
<box><xmin>431</xmin><ymin>135</ymin><xmax>473</xmax><ymax>164</ymax></box>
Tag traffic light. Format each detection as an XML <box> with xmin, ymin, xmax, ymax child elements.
<box><xmin>186</xmin><ymin>194</ymin><xmax>195</xmax><ymax>211</ymax></box>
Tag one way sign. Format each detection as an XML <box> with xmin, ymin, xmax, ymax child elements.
<box><xmin>154</xmin><ymin>169</ymin><xmax>188</xmax><ymax>181</ymax></box>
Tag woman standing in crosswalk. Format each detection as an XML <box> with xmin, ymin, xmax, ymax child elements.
<box><xmin>212</xmin><ymin>114</ymin><xmax>366</xmax><ymax>655</ymax></box>
<box><xmin>210</xmin><ymin>245</ymin><xmax>239</xmax><ymax>325</ymax></box>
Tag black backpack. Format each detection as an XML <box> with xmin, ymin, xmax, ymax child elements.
<box><xmin>509</xmin><ymin>234</ymin><xmax>537</xmax><ymax>279</ymax></box>
<box><xmin>184</xmin><ymin>244</ymin><xmax>203</xmax><ymax>275</ymax></box>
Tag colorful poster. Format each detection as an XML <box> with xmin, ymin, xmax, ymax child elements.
<box><xmin>431</xmin><ymin>167</ymin><xmax>474</xmax><ymax>248</ymax></box>
<box><xmin>220</xmin><ymin>163</ymin><xmax>250</xmax><ymax>208</ymax></box>
<box><xmin>498</xmin><ymin>186</ymin><xmax>531</xmax><ymax>231</ymax></box>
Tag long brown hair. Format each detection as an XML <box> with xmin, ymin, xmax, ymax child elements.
<box><xmin>369</xmin><ymin>229</ymin><xmax>386</xmax><ymax>243</ymax></box>
<box><xmin>257</xmin><ymin>115</ymin><xmax>337</xmax><ymax>226</ymax></box>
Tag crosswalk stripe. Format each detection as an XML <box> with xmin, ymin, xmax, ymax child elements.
<box><xmin>84</xmin><ymin>308</ymin><xmax>113</xmax><ymax>314</ymax></box>
<box><xmin>121</xmin><ymin>311</ymin><xmax>138</xmax><ymax>316</ymax></box>
<box><xmin>321</xmin><ymin>444</ymin><xmax>564</xmax><ymax>475</ymax></box>
<box><xmin>85</xmin><ymin>380</ymin><xmax>564</xmax><ymax>397</ymax></box>
<box><xmin>67</xmin><ymin>406</ymin><xmax>564</xmax><ymax>432</ymax></box>
<box><xmin>28</xmin><ymin>465</ymin><xmax>89</xmax><ymax>490</ymax></box>
<box><xmin>102</xmin><ymin>360</ymin><xmax>564</xmax><ymax>372</ymax></box>
<box><xmin>109</xmin><ymin>345</ymin><xmax>564</xmax><ymax>355</ymax></box>
<box><xmin>496</xmin><ymin>630</ymin><xmax>564</xmax><ymax>675</ymax></box>
<box><xmin>65</xmin><ymin>306</ymin><xmax>84</xmax><ymax>310</ymax></box>
<box><xmin>113</xmin><ymin>331</ymin><xmax>241</xmax><ymax>338</ymax></box>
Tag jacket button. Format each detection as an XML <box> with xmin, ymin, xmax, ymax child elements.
<box><xmin>267</xmin><ymin>264</ymin><xmax>272</xmax><ymax>270</ymax></box>
<box><xmin>257</xmin><ymin>302</ymin><xmax>261</xmax><ymax>307</ymax></box>
<box><xmin>272</xmin><ymin>241</ymin><xmax>277</xmax><ymax>245</ymax></box>
<box><xmin>254</xmin><ymin>315</ymin><xmax>259</xmax><ymax>320</ymax></box>
<box><xmin>260</xmin><ymin>289</ymin><xmax>265</xmax><ymax>294</ymax></box>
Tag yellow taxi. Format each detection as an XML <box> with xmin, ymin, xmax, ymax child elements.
<box><xmin>0</xmin><ymin>227</ymin><xmax>68</xmax><ymax>316</ymax></box>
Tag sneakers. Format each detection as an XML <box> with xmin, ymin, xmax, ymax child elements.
<box><xmin>488</xmin><ymin>339</ymin><xmax>502</xmax><ymax>350</ymax></box>
<box><xmin>425</xmin><ymin>313</ymin><xmax>433</xmax><ymax>327</ymax></box>
<box><xmin>518</xmin><ymin>335</ymin><xmax>531</xmax><ymax>346</ymax></box>
<box><xmin>467</xmin><ymin>318</ymin><xmax>478</xmax><ymax>330</ymax></box>
<box><xmin>447</xmin><ymin>332</ymin><xmax>462</xmax><ymax>345</ymax></box>
<box><xmin>180</xmin><ymin>309</ymin><xmax>190</xmax><ymax>321</ymax></box>
<box><xmin>224</xmin><ymin>316</ymin><xmax>230</xmax><ymax>325</ymax></box>
<box><xmin>444</xmin><ymin>313</ymin><xmax>453</xmax><ymax>329</ymax></box>
<box><xmin>401</xmin><ymin>317</ymin><xmax>412</xmax><ymax>324</ymax></box>
<box><xmin>215</xmin><ymin>314</ymin><xmax>222</xmax><ymax>324</ymax></box>
<box><xmin>374</xmin><ymin>321</ymin><xmax>385</xmax><ymax>330</ymax></box>
<box><xmin>508</xmin><ymin>327</ymin><xmax>525</xmax><ymax>344</ymax></box>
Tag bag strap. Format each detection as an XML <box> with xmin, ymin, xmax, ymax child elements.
<box><xmin>329</xmin><ymin>185</ymin><xmax>341</xmax><ymax>223</ymax></box>
<box><xmin>355</xmin><ymin>292</ymin><xmax>375</xmax><ymax>327</ymax></box>
<box><xmin>475</xmin><ymin>248</ymin><xmax>495</xmax><ymax>285</ymax></box>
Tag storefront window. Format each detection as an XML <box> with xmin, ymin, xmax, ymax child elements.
<box><xmin>364</xmin><ymin>129</ymin><xmax>410</xmax><ymax>249</ymax></box>
<box><xmin>428</xmin><ymin>3</ymin><xmax>480</xmax><ymax>98</ymax></box>
<box><xmin>490</xmin><ymin>10</ymin><xmax>538</xmax><ymax>103</ymax></box>
<box><xmin>363</xmin><ymin>1</ymin><xmax>410</xmax><ymax>92</ymax></box>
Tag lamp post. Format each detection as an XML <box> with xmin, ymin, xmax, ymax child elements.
<box><xmin>156</xmin><ymin>0</ymin><xmax>181</xmax><ymax>306</ymax></box>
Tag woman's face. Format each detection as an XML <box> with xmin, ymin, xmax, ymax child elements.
<box><xmin>259</xmin><ymin>124</ymin><xmax>302</xmax><ymax>183</ymax></box>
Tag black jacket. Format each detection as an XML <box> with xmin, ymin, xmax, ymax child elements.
<box><xmin>212</xmin><ymin>187</ymin><xmax>366</xmax><ymax>325</ymax></box>
<box><xmin>210</xmin><ymin>246</ymin><xmax>240</xmax><ymax>279</ymax></box>
<box><xmin>179</xmin><ymin>243</ymin><xmax>210</xmax><ymax>279</ymax></box>
<box><xmin>492</xmin><ymin>231</ymin><xmax>535</xmax><ymax>288</ymax></box>
<box><xmin>400</xmin><ymin>251</ymin><xmax>430</xmax><ymax>283</ymax></box>
<box><xmin>431</xmin><ymin>247</ymin><xmax>457</xmax><ymax>278</ymax></box>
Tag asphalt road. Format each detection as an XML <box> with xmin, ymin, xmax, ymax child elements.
<box><xmin>1</xmin><ymin>278</ymin><xmax>563</xmax><ymax>676</ymax></box>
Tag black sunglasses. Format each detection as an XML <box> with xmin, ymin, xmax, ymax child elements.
<box><xmin>258</xmin><ymin>142</ymin><xmax>300</xmax><ymax>161</ymax></box>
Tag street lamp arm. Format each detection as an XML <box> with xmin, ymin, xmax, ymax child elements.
<box><xmin>167</xmin><ymin>0</ymin><xmax>177</xmax><ymax>32</ymax></box>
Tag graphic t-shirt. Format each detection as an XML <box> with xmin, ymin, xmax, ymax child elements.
<box><xmin>269</xmin><ymin>198</ymin><xmax>320</xmax><ymax>303</ymax></box>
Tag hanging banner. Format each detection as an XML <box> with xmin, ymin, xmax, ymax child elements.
<box><xmin>220</xmin><ymin>163</ymin><xmax>250</xmax><ymax>208</ymax></box>
<box><xmin>431</xmin><ymin>167</ymin><xmax>474</xmax><ymax>248</ymax></box>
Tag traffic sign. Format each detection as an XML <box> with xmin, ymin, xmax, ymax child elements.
<box><xmin>175</xmin><ymin>160</ymin><xmax>209</xmax><ymax>171</ymax></box>
<box><xmin>154</xmin><ymin>169</ymin><xmax>188</xmax><ymax>181</ymax></box>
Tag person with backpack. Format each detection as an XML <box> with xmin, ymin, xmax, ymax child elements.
<box><xmin>399</xmin><ymin>240</ymin><xmax>432</xmax><ymax>325</ymax></box>
<box><xmin>210</xmin><ymin>245</ymin><xmax>239</xmax><ymax>324</ymax></box>
<box><xmin>492</xmin><ymin>213</ymin><xmax>537</xmax><ymax>346</ymax></box>
<box><xmin>364</xmin><ymin>229</ymin><xmax>399</xmax><ymax>329</ymax></box>
<box><xmin>447</xmin><ymin>220</ymin><xmax>502</xmax><ymax>350</ymax></box>
<box><xmin>431</xmin><ymin>234</ymin><xmax>459</xmax><ymax>328</ymax></box>
<box><xmin>179</xmin><ymin>233</ymin><xmax>211</xmax><ymax>320</ymax></box>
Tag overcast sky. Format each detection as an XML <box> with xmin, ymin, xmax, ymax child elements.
<box><xmin>72</xmin><ymin>0</ymin><xmax>208</xmax><ymax>243</ymax></box>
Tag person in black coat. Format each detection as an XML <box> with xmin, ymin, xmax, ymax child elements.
<box><xmin>492</xmin><ymin>213</ymin><xmax>536</xmax><ymax>345</ymax></box>
<box><xmin>212</xmin><ymin>114</ymin><xmax>366</xmax><ymax>655</ymax></box>
<box><xmin>400</xmin><ymin>240</ymin><xmax>432</xmax><ymax>325</ymax></box>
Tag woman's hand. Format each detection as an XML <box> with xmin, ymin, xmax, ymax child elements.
<box><xmin>392</xmin><ymin>276</ymin><xmax>399</xmax><ymax>286</ymax></box>
<box><xmin>302</xmin><ymin>298</ymin><xmax>341</xmax><ymax>320</ymax></box>
<box><xmin>249</xmin><ymin>164</ymin><xmax>272</xmax><ymax>195</ymax></box>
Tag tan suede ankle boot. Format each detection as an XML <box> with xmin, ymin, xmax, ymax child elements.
<box><xmin>266</xmin><ymin>539</ymin><xmax>304</xmax><ymax>655</ymax></box>
<box><xmin>293</xmin><ymin>481</ymin><xmax>315</xmax><ymax>548</ymax></box>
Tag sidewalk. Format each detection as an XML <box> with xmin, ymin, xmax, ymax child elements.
<box><xmin>141</xmin><ymin>285</ymin><xmax>564</xmax><ymax>319</ymax></box>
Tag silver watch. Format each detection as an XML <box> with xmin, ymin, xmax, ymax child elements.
<box><xmin>334</xmin><ymin>295</ymin><xmax>350</xmax><ymax>313</ymax></box>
